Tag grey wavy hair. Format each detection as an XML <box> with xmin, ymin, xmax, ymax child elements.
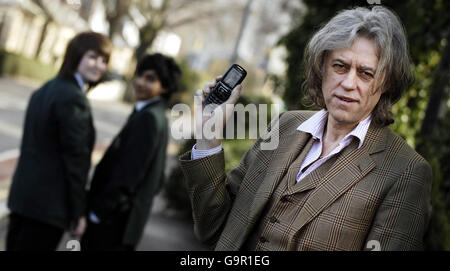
<box><xmin>303</xmin><ymin>6</ymin><xmax>414</xmax><ymax>126</ymax></box>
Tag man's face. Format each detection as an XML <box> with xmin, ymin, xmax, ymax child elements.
<box><xmin>77</xmin><ymin>50</ymin><xmax>108</xmax><ymax>83</ymax></box>
<box><xmin>322</xmin><ymin>37</ymin><xmax>382</xmax><ymax>126</ymax></box>
<box><xmin>133</xmin><ymin>70</ymin><xmax>166</xmax><ymax>101</ymax></box>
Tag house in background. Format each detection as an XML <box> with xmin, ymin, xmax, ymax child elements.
<box><xmin>0</xmin><ymin>0</ymin><xmax>303</xmax><ymax>104</ymax></box>
<box><xmin>0</xmin><ymin>0</ymin><xmax>87</xmax><ymax>67</ymax></box>
<box><xmin>0</xmin><ymin>0</ymin><xmax>184</xmax><ymax>101</ymax></box>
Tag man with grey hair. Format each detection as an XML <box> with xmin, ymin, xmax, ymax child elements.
<box><xmin>179</xmin><ymin>6</ymin><xmax>432</xmax><ymax>251</ymax></box>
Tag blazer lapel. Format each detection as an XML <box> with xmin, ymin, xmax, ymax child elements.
<box><xmin>288</xmin><ymin>165</ymin><xmax>322</xmax><ymax>194</ymax></box>
<box><xmin>293</xmin><ymin>123</ymin><xmax>388</xmax><ymax>231</ymax></box>
<box><xmin>248</xmin><ymin>129</ymin><xmax>311</xmax><ymax>221</ymax></box>
<box><xmin>129</xmin><ymin>108</ymin><xmax>138</xmax><ymax>120</ymax></box>
<box><xmin>129</xmin><ymin>99</ymin><xmax>162</xmax><ymax>121</ymax></box>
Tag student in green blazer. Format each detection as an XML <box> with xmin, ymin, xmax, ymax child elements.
<box><xmin>6</xmin><ymin>32</ymin><xmax>112</xmax><ymax>251</ymax></box>
<box><xmin>81</xmin><ymin>53</ymin><xmax>182</xmax><ymax>250</ymax></box>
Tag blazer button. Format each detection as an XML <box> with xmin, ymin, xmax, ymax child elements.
<box><xmin>269</xmin><ymin>216</ymin><xmax>278</xmax><ymax>223</ymax></box>
<box><xmin>259</xmin><ymin>236</ymin><xmax>268</xmax><ymax>243</ymax></box>
<box><xmin>280</xmin><ymin>196</ymin><xmax>290</xmax><ymax>203</ymax></box>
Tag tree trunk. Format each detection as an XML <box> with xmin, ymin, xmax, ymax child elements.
<box><xmin>230</xmin><ymin>0</ymin><xmax>254</xmax><ymax>64</ymax></box>
<box><xmin>34</xmin><ymin>18</ymin><xmax>50</xmax><ymax>60</ymax></box>
<box><xmin>420</xmin><ymin>42</ymin><xmax>450</xmax><ymax>136</ymax></box>
<box><xmin>122</xmin><ymin>23</ymin><xmax>160</xmax><ymax>103</ymax></box>
<box><xmin>135</xmin><ymin>23</ymin><xmax>160</xmax><ymax>61</ymax></box>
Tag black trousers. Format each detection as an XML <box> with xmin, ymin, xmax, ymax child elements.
<box><xmin>6</xmin><ymin>212</ymin><xmax>65</xmax><ymax>251</ymax></box>
<box><xmin>80</xmin><ymin>211</ymin><xmax>135</xmax><ymax>251</ymax></box>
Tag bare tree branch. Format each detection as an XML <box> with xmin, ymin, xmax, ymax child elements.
<box><xmin>167</xmin><ymin>10</ymin><xmax>226</xmax><ymax>29</ymax></box>
<box><xmin>31</xmin><ymin>0</ymin><xmax>52</xmax><ymax>18</ymax></box>
<box><xmin>168</xmin><ymin>0</ymin><xmax>204</xmax><ymax>12</ymax></box>
<box><xmin>166</xmin><ymin>5</ymin><xmax>242</xmax><ymax>29</ymax></box>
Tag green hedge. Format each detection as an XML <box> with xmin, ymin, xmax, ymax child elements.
<box><xmin>0</xmin><ymin>49</ymin><xmax>57</xmax><ymax>81</ymax></box>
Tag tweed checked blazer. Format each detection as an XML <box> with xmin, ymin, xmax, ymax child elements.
<box><xmin>179</xmin><ymin>110</ymin><xmax>432</xmax><ymax>251</ymax></box>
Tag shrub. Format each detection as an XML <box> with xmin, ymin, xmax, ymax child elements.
<box><xmin>0</xmin><ymin>49</ymin><xmax>57</xmax><ymax>81</ymax></box>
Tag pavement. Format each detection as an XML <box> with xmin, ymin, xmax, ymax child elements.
<box><xmin>0</xmin><ymin>76</ymin><xmax>208</xmax><ymax>251</ymax></box>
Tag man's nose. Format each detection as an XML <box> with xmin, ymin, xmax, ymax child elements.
<box><xmin>341</xmin><ymin>69</ymin><xmax>357</xmax><ymax>90</ymax></box>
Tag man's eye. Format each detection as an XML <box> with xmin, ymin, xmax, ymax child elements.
<box><xmin>333</xmin><ymin>64</ymin><xmax>346</xmax><ymax>72</ymax></box>
<box><xmin>360</xmin><ymin>71</ymin><xmax>374</xmax><ymax>80</ymax></box>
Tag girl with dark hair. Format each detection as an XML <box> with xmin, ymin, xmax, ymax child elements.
<box><xmin>6</xmin><ymin>32</ymin><xmax>112</xmax><ymax>251</ymax></box>
<box><xmin>81</xmin><ymin>53</ymin><xmax>182</xmax><ymax>251</ymax></box>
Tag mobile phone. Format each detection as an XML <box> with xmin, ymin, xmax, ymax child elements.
<box><xmin>203</xmin><ymin>64</ymin><xmax>247</xmax><ymax>106</ymax></box>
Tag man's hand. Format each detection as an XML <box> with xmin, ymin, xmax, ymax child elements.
<box><xmin>71</xmin><ymin>216</ymin><xmax>87</xmax><ymax>237</ymax></box>
<box><xmin>195</xmin><ymin>76</ymin><xmax>242</xmax><ymax>150</ymax></box>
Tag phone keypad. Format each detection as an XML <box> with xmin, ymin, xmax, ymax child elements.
<box><xmin>205</xmin><ymin>84</ymin><xmax>231</xmax><ymax>105</ymax></box>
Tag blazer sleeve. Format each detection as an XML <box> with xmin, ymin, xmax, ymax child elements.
<box><xmin>364</xmin><ymin>159</ymin><xmax>433</xmax><ymax>251</ymax></box>
<box><xmin>88</xmin><ymin>112</ymin><xmax>161</xmax><ymax>221</ymax></box>
<box><xmin>179</xmin><ymin>117</ymin><xmax>279</xmax><ymax>247</ymax></box>
<box><xmin>110</xmin><ymin>112</ymin><xmax>158</xmax><ymax>193</ymax></box>
<box><xmin>56</xmin><ymin>92</ymin><xmax>92</xmax><ymax>223</ymax></box>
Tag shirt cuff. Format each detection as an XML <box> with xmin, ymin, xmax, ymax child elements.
<box><xmin>89</xmin><ymin>211</ymin><xmax>101</xmax><ymax>224</ymax></box>
<box><xmin>191</xmin><ymin>143</ymin><xmax>223</xmax><ymax>160</ymax></box>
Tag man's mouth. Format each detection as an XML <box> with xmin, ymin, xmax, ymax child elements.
<box><xmin>336</xmin><ymin>95</ymin><xmax>358</xmax><ymax>103</ymax></box>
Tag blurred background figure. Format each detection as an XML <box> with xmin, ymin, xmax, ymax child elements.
<box><xmin>81</xmin><ymin>53</ymin><xmax>181</xmax><ymax>251</ymax></box>
<box><xmin>6</xmin><ymin>31</ymin><xmax>112</xmax><ymax>251</ymax></box>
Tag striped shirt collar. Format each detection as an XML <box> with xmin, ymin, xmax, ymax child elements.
<box><xmin>297</xmin><ymin>109</ymin><xmax>372</xmax><ymax>149</ymax></box>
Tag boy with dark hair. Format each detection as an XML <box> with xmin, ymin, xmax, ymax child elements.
<box><xmin>81</xmin><ymin>53</ymin><xmax>182</xmax><ymax>251</ymax></box>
